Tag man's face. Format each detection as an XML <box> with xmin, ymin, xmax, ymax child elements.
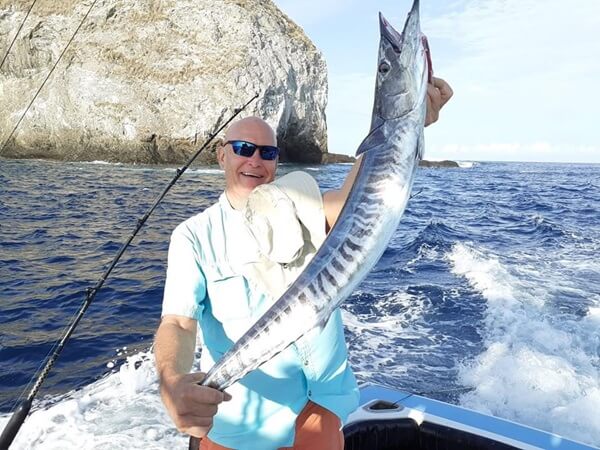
<box><xmin>218</xmin><ymin>119</ymin><xmax>278</xmax><ymax>208</ymax></box>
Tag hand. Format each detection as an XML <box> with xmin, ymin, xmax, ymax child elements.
<box><xmin>425</xmin><ymin>77</ymin><xmax>453</xmax><ymax>127</ymax></box>
<box><xmin>159</xmin><ymin>371</ymin><xmax>232</xmax><ymax>438</ymax></box>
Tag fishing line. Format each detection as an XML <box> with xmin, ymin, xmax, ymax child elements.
<box><xmin>410</xmin><ymin>188</ymin><xmax>424</xmax><ymax>199</ymax></box>
<box><xmin>0</xmin><ymin>0</ymin><xmax>99</xmax><ymax>156</ymax></box>
<box><xmin>413</xmin><ymin>385</ymin><xmax>475</xmax><ymax>397</ymax></box>
<box><xmin>389</xmin><ymin>385</ymin><xmax>476</xmax><ymax>408</ymax></box>
<box><xmin>0</xmin><ymin>93</ymin><xmax>259</xmax><ymax>450</ymax></box>
<box><xmin>0</xmin><ymin>0</ymin><xmax>38</xmax><ymax>71</ymax></box>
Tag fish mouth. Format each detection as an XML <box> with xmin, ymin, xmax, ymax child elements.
<box><xmin>379</xmin><ymin>0</ymin><xmax>421</xmax><ymax>53</ymax></box>
<box><xmin>379</xmin><ymin>12</ymin><xmax>404</xmax><ymax>51</ymax></box>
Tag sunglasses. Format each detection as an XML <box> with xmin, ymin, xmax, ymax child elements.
<box><xmin>226</xmin><ymin>140</ymin><xmax>280</xmax><ymax>161</ymax></box>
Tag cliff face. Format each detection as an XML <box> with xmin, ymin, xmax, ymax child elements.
<box><xmin>0</xmin><ymin>0</ymin><xmax>328</xmax><ymax>164</ymax></box>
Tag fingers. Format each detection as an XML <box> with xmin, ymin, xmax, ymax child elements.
<box><xmin>432</xmin><ymin>76</ymin><xmax>453</xmax><ymax>106</ymax></box>
<box><xmin>425</xmin><ymin>83</ymin><xmax>441</xmax><ymax>126</ymax></box>
<box><xmin>425</xmin><ymin>76</ymin><xmax>453</xmax><ymax>127</ymax></box>
<box><xmin>188</xmin><ymin>372</ymin><xmax>207</xmax><ymax>384</ymax></box>
<box><xmin>186</xmin><ymin>385</ymin><xmax>228</xmax><ymax>410</ymax></box>
<box><xmin>159</xmin><ymin>371</ymin><xmax>232</xmax><ymax>438</ymax></box>
<box><xmin>184</xmin><ymin>400</ymin><xmax>218</xmax><ymax>418</ymax></box>
<box><xmin>176</xmin><ymin>379</ymin><xmax>229</xmax><ymax>415</ymax></box>
<box><xmin>186</xmin><ymin>372</ymin><xmax>232</xmax><ymax>402</ymax></box>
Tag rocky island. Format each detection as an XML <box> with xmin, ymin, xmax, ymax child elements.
<box><xmin>0</xmin><ymin>0</ymin><xmax>331</xmax><ymax>164</ymax></box>
<box><xmin>0</xmin><ymin>1</ymin><xmax>458</xmax><ymax>167</ymax></box>
<box><xmin>419</xmin><ymin>160</ymin><xmax>460</xmax><ymax>168</ymax></box>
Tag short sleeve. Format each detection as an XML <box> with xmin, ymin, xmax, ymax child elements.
<box><xmin>161</xmin><ymin>224</ymin><xmax>207</xmax><ymax>320</ymax></box>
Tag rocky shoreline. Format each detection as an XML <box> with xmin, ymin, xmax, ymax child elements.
<box><xmin>0</xmin><ymin>0</ymin><xmax>328</xmax><ymax>164</ymax></box>
<box><xmin>0</xmin><ymin>1</ymin><xmax>461</xmax><ymax>168</ymax></box>
<box><xmin>324</xmin><ymin>153</ymin><xmax>460</xmax><ymax>168</ymax></box>
<box><xmin>418</xmin><ymin>159</ymin><xmax>460</xmax><ymax>168</ymax></box>
<box><xmin>0</xmin><ymin>150</ymin><xmax>460</xmax><ymax>167</ymax></box>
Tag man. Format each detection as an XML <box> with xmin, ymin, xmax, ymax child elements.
<box><xmin>155</xmin><ymin>78</ymin><xmax>453</xmax><ymax>449</ymax></box>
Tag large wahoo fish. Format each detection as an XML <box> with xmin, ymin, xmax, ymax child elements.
<box><xmin>201</xmin><ymin>0</ymin><xmax>431</xmax><ymax>390</ymax></box>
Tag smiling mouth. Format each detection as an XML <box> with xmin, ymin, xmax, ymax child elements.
<box><xmin>241</xmin><ymin>172</ymin><xmax>263</xmax><ymax>179</ymax></box>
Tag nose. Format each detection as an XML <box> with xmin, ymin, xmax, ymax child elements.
<box><xmin>247</xmin><ymin>147</ymin><xmax>263</xmax><ymax>165</ymax></box>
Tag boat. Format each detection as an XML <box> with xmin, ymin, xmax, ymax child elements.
<box><xmin>343</xmin><ymin>383</ymin><xmax>598</xmax><ymax>450</ymax></box>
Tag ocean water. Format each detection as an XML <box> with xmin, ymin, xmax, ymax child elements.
<box><xmin>0</xmin><ymin>158</ymin><xmax>599</xmax><ymax>449</ymax></box>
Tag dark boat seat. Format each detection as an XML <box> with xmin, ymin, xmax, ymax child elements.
<box><xmin>343</xmin><ymin>418</ymin><xmax>520</xmax><ymax>450</ymax></box>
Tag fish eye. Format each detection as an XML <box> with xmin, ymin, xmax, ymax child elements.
<box><xmin>379</xmin><ymin>61</ymin><xmax>391</xmax><ymax>74</ymax></box>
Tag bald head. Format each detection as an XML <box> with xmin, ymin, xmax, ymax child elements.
<box><xmin>224</xmin><ymin>117</ymin><xmax>277</xmax><ymax>146</ymax></box>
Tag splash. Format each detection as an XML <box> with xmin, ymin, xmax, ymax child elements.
<box><xmin>0</xmin><ymin>351</ymin><xmax>187</xmax><ymax>450</ymax></box>
<box><xmin>448</xmin><ymin>243</ymin><xmax>600</xmax><ymax>446</ymax></box>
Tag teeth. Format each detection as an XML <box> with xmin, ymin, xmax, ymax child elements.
<box><xmin>242</xmin><ymin>172</ymin><xmax>261</xmax><ymax>178</ymax></box>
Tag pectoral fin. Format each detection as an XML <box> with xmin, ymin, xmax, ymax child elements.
<box><xmin>356</xmin><ymin>123</ymin><xmax>387</xmax><ymax>157</ymax></box>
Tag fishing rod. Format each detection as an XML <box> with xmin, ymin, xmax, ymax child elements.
<box><xmin>0</xmin><ymin>0</ymin><xmax>38</xmax><ymax>71</ymax></box>
<box><xmin>0</xmin><ymin>0</ymin><xmax>100</xmax><ymax>156</ymax></box>
<box><xmin>0</xmin><ymin>93</ymin><xmax>259</xmax><ymax>450</ymax></box>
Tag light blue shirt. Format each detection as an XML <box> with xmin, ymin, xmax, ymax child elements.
<box><xmin>162</xmin><ymin>191</ymin><xmax>359</xmax><ymax>450</ymax></box>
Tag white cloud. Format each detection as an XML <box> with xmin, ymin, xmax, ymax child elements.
<box><xmin>273</xmin><ymin>0</ymin><xmax>600</xmax><ymax>162</ymax></box>
<box><xmin>427</xmin><ymin>0</ymin><xmax>600</xmax><ymax>77</ymax></box>
<box><xmin>421</xmin><ymin>0</ymin><xmax>600</xmax><ymax>162</ymax></box>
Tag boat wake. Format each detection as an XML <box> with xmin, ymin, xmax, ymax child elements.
<box><xmin>0</xmin><ymin>351</ymin><xmax>183</xmax><ymax>450</ymax></box>
<box><xmin>448</xmin><ymin>243</ymin><xmax>600</xmax><ymax>446</ymax></box>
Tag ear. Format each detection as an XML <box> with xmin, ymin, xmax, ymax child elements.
<box><xmin>217</xmin><ymin>142</ymin><xmax>225</xmax><ymax>169</ymax></box>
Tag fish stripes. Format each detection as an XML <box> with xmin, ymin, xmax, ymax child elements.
<box><xmin>316</xmin><ymin>273</ymin><xmax>326</xmax><ymax>296</ymax></box>
<box><xmin>331</xmin><ymin>257</ymin><xmax>345</xmax><ymax>274</ymax></box>
<box><xmin>339</xmin><ymin>245</ymin><xmax>354</xmax><ymax>263</ymax></box>
<box><xmin>321</xmin><ymin>267</ymin><xmax>339</xmax><ymax>289</ymax></box>
<box><xmin>345</xmin><ymin>240</ymin><xmax>363</xmax><ymax>253</ymax></box>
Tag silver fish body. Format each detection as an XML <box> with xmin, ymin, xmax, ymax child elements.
<box><xmin>202</xmin><ymin>0</ymin><xmax>431</xmax><ymax>390</ymax></box>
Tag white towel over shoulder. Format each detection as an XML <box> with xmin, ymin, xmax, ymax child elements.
<box><xmin>242</xmin><ymin>171</ymin><xmax>326</xmax><ymax>301</ymax></box>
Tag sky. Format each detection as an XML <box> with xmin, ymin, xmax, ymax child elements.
<box><xmin>272</xmin><ymin>0</ymin><xmax>600</xmax><ymax>163</ymax></box>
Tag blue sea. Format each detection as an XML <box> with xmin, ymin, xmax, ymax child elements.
<box><xmin>0</xmin><ymin>158</ymin><xmax>599</xmax><ymax>449</ymax></box>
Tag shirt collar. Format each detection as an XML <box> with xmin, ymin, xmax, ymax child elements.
<box><xmin>219</xmin><ymin>192</ymin><xmax>241</xmax><ymax>215</ymax></box>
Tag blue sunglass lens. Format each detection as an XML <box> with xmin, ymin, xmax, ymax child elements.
<box><xmin>229</xmin><ymin>141</ymin><xmax>279</xmax><ymax>161</ymax></box>
<box><xmin>238</xmin><ymin>142</ymin><xmax>256</xmax><ymax>157</ymax></box>
<box><xmin>259</xmin><ymin>147</ymin><xmax>279</xmax><ymax>160</ymax></box>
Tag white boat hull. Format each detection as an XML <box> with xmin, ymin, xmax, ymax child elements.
<box><xmin>344</xmin><ymin>384</ymin><xmax>598</xmax><ymax>450</ymax></box>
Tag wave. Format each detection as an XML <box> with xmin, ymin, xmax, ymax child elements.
<box><xmin>342</xmin><ymin>291</ymin><xmax>441</xmax><ymax>386</ymax></box>
<box><xmin>404</xmin><ymin>221</ymin><xmax>469</xmax><ymax>253</ymax></box>
<box><xmin>447</xmin><ymin>243</ymin><xmax>600</xmax><ymax>446</ymax></box>
<box><xmin>163</xmin><ymin>167</ymin><xmax>224</xmax><ymax>175</ymax></box>
<box><xmin>84</xmin><ymin>160</ymin><xmax>123</xmax><ymax>166</ymax></box>
<box><xmin>496</xmin><ymin>213</ymin><xmax>570</xmax><ymax>247</ymax></box>
<box><xmin>0</xmin><ymin>350</ymin><xmax>188</xmax><ymax>450</ymax></box>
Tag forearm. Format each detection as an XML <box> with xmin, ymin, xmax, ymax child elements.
<box><xmin>154</xmin><ymin>318</ymin><xmax>197</xmax><ymax>379</ymax></box>
<box><xmin>154</xmin><ymin>316</ymin><xmax>229</xmax><ymax>437</ymax></box>
<box><xmin>323</xmin><ymin>155</ymin><xmax>363</xmax><ymax>230</ymax></box>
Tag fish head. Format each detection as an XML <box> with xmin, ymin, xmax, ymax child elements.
<box><xmin>373</xmin><ymin>0</ymin><xmax>430</xmax><ymax>124</ymax></box>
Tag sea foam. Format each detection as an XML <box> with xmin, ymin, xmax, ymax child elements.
<box><xmin>0</xmin><ymin>351</ymin><xmax>186</xmax><ymax>450</ymax></box>
<box><xmin>448</xmin><ymin>243</ymin><xmax>600</xmax><ymax>446</ymax></box>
